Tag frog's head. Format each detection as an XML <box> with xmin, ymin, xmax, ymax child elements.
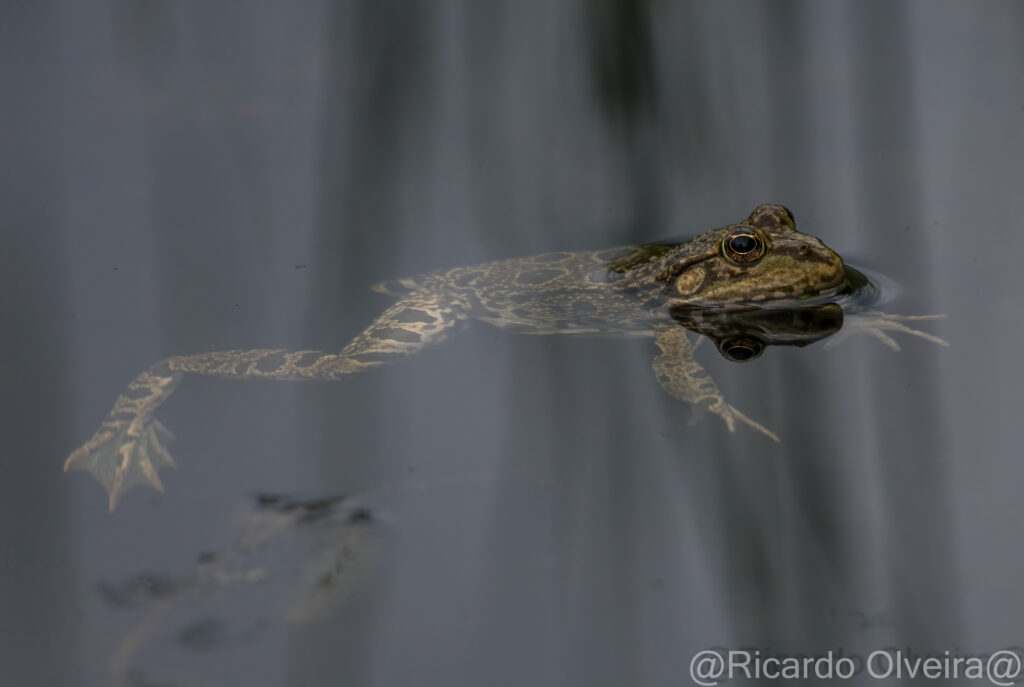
<box><xmin>652</xmin><ymin>204</ymin><xmax>846</xmax><ymax>307</ymax></box>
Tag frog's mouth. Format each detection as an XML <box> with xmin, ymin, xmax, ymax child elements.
<box><xmin>758</xmin><ymin>264</ymin><xmax>883</xmax><ymax>309</ymax></box>
<box><xmin>677</xmin><ymin>260</ymin><xmax>850</xmax><ymax>309</ymax></box>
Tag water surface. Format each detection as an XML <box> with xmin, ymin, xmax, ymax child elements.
<box><xmin>1</xmin><ymin>2</ymin><xmax>1021</xmax><ymax>685</ymax></box>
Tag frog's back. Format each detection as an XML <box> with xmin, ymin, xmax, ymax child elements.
<box><xmin>370</xmin><ymin>243</ymin><xmax>682</xmax><ymax>294</ymax></box>
<box><xmin>369</xmin><ymin>247</ymin><xmax>672</xmax><ymax>334</ymax></box>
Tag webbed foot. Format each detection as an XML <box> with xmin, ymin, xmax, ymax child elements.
<box><xmin>825</xmin><ymin>312</ymin><xmax>949</xmax><ymax>351</ymax></box>
<box><xmin>65</xmin><ymin>419</ymin><xmax>176</xmax><ymax>511</ymax></box>
<box><xmin>707</xmin><ymin>399</ymin><xmax>780</xmax><ymax>443</ymax></box>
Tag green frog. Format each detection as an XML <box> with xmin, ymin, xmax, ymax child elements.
<box><xmin>65</xmin><ymin>204</ymin><xmax>946</xmax><ymax>510</ymax></box>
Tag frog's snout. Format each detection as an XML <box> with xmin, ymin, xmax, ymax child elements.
<box><xmin>819</xmin><ymin>245</ymin><xmax>846</xmax><ymax>286</ymax></box>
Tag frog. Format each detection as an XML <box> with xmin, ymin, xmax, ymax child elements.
<box><xmin>65</xmin><ymin>204</ymin><xmax>946</xmax><ymax>510</ymax></box>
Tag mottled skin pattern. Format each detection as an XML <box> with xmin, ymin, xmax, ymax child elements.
<box><xmin>65</xmin><ymin>204</ymin><xmax>935</xmax><ymax>510</ymax></box>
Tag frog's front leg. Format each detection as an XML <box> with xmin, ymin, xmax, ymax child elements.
<box><xmin>823</xmin><ymin>310</ymin><xmax>948</xmax><ymax>351</ymax></box>
<box><xmin>652</xmin><ymin>324</ymin><xmax>780</xmax><ymax>442</ymax></box>
<box><xmin>66</xmin><ymin>294</ymin><xmax>466</xmax><ymax>510</ymax></box>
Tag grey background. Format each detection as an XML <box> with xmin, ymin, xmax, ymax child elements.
<box><xmin>0</xmin><ymin>1</ymin><xmax>1020</xmax><ymax>685</ymax></box>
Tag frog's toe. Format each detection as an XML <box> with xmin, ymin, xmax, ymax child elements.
<box><xmin>65</xmin><ymin>420</ymin><xmax>176</xmax><ymax>511</ymax></box>
<box><xmin>879</xmin><ymin>314</ymin><xmax>949</xmax><ymax>347</ymax></box>
<box><xmin>825</xmin><ymin>312</ymin><xmax>949</xmax><ymax>350</ymax></box>
<box><xmin>732</xmin><ymin>409</ymin><xmax>780</xmax><ymax>443</ymax></box>
<box><xmin>709</xmin><ymin>400</ymin><xmax>780</xmax><ymax>443</ymax></box>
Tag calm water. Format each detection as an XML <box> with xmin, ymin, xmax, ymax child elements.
<box><xmin>2</xmin><ymin>2</ymin><xmax>1022</xmax><ymax>686</ymax></box>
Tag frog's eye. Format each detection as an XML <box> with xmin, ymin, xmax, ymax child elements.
<box><xmin>718</xmin><ymin>336</ymin><xmax>764</xmax><ymax>362</ymax></box>
<box><xmin>721</xmin><ymin>227</ymin><xmax>767</xmax><ymax>265</ymax></box>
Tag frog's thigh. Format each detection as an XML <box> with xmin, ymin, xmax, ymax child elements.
<box><xmin>341</xmin><ymin>295</ymin><xmax>467</xmax><ymax>365</ymax></box>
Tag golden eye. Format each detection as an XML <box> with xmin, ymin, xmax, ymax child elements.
<box><xmin>721</xmin><ymin>227</ymin><xmax>767</xmax><ymax>265</ymax></box>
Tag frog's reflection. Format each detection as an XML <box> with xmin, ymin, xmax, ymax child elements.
<box><xmin>670</xmin><ymin>302</ymin><xmax>844</xmax><ymax>363</ymax></box>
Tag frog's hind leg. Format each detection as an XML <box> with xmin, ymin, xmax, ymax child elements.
<box><xmin>65</xmin><ymin>365</ymin><xmax>182</xmax><ymax>510</ymax></box>
<box><xmin>163</xmin><ymin>296</ymin><xmax>468</xmax><ymax>380</ymax></box>
<box><xmin>652</xmin><ymin>324</ymin><xmax>779</xmax><ymax>442</ymax></box>
<box><xmin>66</xmin><ymin>295</ymin><xmax>467</xmax><ymax>510</ymax></box>
<box><xmin>338</xmin><ymin>296</ymin><xmax>468</xmax><ymax>369</ymax></box>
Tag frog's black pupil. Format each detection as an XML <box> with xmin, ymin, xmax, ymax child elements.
<box><xmin>727</xmin><ymin>344</ymin><xmax>756</xmax><ymax>361</ymax></box>
<box><xmin>730</xmin><ymin>234</ymin><xmax>757</xmax><ymax>254</ymax></box>
<box><xmin>720</xmin><ymin>337</ymin><xmax>764</xmax><ymax>362</ymax></box>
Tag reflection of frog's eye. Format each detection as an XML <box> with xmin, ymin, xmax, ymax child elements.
<box><xmin>718</xmin><ymin>336</ymin><xmax>764</xmax><ymax>362</ymax></box>
<box><xmin>721</xmin><ymin>227</ymin><xmax>767</xmax><ymax>265</ymax></box>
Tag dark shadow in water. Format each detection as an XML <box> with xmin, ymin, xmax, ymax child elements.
<box><xmin>586</xmin><ymin>0</ymin><xmax>657</xmax><ymax>127</ymax></box>
<box><xmin>98</xmin><ymin>492</ymin><xmax>377</xmax><ymax>686</ymax></box>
